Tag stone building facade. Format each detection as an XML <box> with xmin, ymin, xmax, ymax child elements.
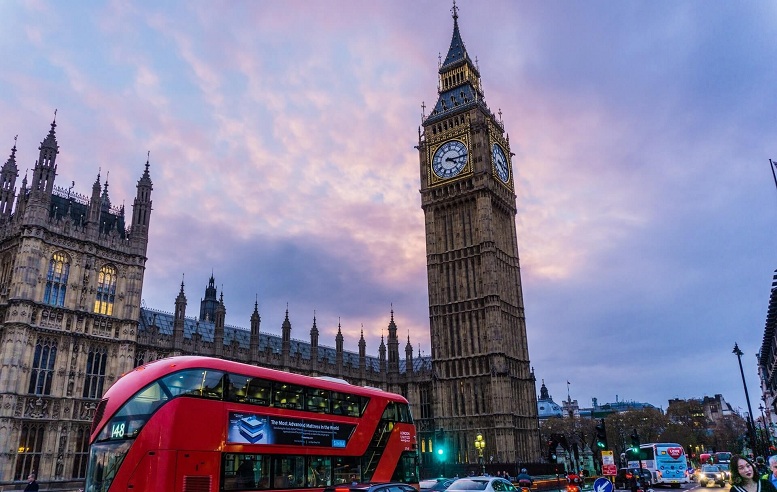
<box><xmin>0</xmin><ymin>120</ymin><xmax>153</xmax><ymax>488</ymax></box>
<box><xmin>0</xmin><ymin>6</ymin><xmax>540</xmax><ymax>489</ymax></box>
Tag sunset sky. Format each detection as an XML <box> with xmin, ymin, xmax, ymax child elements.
<box><xmin>2</xmin><ymin>1</ymin><xmax>776</xmax><ymax>414</ymax></box>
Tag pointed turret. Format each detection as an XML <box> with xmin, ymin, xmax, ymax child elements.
<box><xmin>87</xmin><ymin>172</ymin><xmax>102</xmax><ymax>228</ymax></box>
<box><xmin>130</xmin><ymin>153</ymin><xmax>153</xmax><ymax>245</ymax></box>
<box><xmin>250</xmin><ymin>297</ymin><xmax>260</xmax><ymax>363</ymax></box>
<box><xmin>358</xmin><ymin>329</ymin><xmax>366</xmax><ymax>359</ymax></box>
<box><xmin>335</xmin><ymin>320</ymin><xmax>344</xmax><ymax>377</ymax></box>
<box><xmin>101</xmin><ymin>179</ymin><xmax>111</xmax><ymax>212</ymax></box>
<box><xmin>281</xmin><ymin>307</ymin><xmax>291</xmax><ymax>344</ymax></box>
<box><xmin>214</xmin><ymin>292</ymin><xmax>226</xmax><ymax>357</ymax></box>
<box><xmin>309</xmin><ymin>313</ymin><xmax>319</xmax><ymax>373</ymax></box>
<box><xmin>281</xmin><ymin>306</ymin><xmax>291</xmax><ymax>367</ymax></box>
<box><xmin>0</xmin><ymin>138</ymin><xmax>19</xmax><ymax>220</ymax></box>
<box><xmin>30</xmin><ymin>117</ymin><xmax>58</xmax><ymax>197</ymax></box>
<box><xmin>387</xmin><ymin>307</ymin><xmax>399</xmax><ymax>375</ymax></box>
<box><xmin>358</xmin><ymin>328</ymin><xmax>367</xmax><ymax>375</ymax></box>
<box><xmin>173</xmin><ymin>279</ymin><xmax>186</xmax><ymax>350</ymax></box>
<box><xmin>14</xmin><ymin>173</ymin><xmax>28</xmax><ymax>218</ymax></box>
<box><xmin>379</xmin><ymin>334</ymin><xmax>386</xmax><ymax>373</ymax></box>
<box><xmin>310</xmin><ymin>313</ymin><xmax>319</xmax><ymax>348</ymax></box>
<box><xmin>200</xmin><ymin>272</ymin><xmax>218</xmax><ymax>322</ymax></box>
<box><xmin>424</xmin><ymin>3</ymin><xmax>488</xmax><ymax>125</ymax></box>
<box><xmin>405</xmin><ymin>332</ymin><xmax>413</xmax><ymax>374</ymax></box>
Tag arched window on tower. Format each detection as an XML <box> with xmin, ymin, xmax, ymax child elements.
<box><xmin>83</xmin><ymin>345</ymin><xmax>108</xmax><ymax>399</ymax></box>
<box><xmin>28</xmin><ymin>338</ymin><xmax>57</xmax><ymax>395</ymax></box>
<box><xmin>93</xmin><ymin>265</ymin><xmax>117</xmax><ymax>315</ymax></box>
<box><xmin>44</xmin><ymin>252</ymin><xmax>70</xmax><ymax>306</ymax></box>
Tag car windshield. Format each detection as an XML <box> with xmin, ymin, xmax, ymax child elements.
<box><xmin>421</xmin><ymin>481</ymin><xmax>439</xmax><ymax>490</ymax></box>
<box><xmin>447</xmin><ymin>479</ymin><xmax>489</xmax><ymax>491</ymax></box>
<box><xmin>702</xmin><ymin>465</ymin><xmax>720</xmax><ymax>472</ymax></box>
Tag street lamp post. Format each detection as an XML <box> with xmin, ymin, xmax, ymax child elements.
<box><xmin>475</xmin><ymin>434</ymin><xmax>486</xmax><ymax>476</ymax></box>
<box><xmin>733</xmin><ymin>343</ymin><xmax>759</xmax><ymax>455</ymax></box>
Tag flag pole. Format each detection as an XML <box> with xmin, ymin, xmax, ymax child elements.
<box><xmin>770</xmin><ymin>159</ymin><xmax>777</xmax><ymax>193</ymax></box>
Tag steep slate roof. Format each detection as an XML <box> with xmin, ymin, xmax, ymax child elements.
<box><xmin>423</xmin><ymin>7</ymin><xmax>490</xmax><ymax>126</ymax></box>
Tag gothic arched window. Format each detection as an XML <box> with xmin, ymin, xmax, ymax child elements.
<box><xmin>14</xmin><ymin>422</ymin><xmax>44</xmax><ymax>480</ymax></box>
<box><xmin>83</xmin><ymin>346</ymin><xmax>108</xmax><ymax>399</ymax></box>
<box><xmin>93</xmin><ymin>265</ymin><xmax>117</xmax><ymax>315</ymax></box>
<box><xmin>28</xmin><ymin>338</ymin><xmax>57</xmax><ymax>395</ymax></box>
<box><xmin>43</xmin><ymin>252</ymin><xmax>70</xmax><ymax>306</ymax></box>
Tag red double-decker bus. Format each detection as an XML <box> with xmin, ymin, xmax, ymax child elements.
<box><xmin>84</xmin><ymin>356</ymin><xmax>419</xmax><ymax>491</ymax></box>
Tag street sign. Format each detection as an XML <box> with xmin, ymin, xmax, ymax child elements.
<box><xmin>602</xmin><ymin>450</ymin><xmax>614</xmax><ymax>465</ymax></box>
<box><xmin>594</xmin><ymin>477</ymin><xmax>614</xmax><ymax>492</ymax></box>
<box><xmin>601</xmin><ymin>451</ymin><xmax>617</xmax><ymax>476</ymax></box>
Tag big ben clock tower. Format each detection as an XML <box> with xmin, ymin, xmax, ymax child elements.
<box><xmin>417</xmin><ymin>4</ymin><xmax>540</xmax><ymax>463</ymax></box>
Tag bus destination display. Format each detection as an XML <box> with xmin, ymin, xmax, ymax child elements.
<box><xmin>227</xmin><ymin>412</ymin><xmax>356</xmax><ymax>447</ymax></box>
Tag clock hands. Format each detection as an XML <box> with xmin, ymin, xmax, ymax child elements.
<box><xmin>445</xmin><ymin>154</ymin><xmax>466</xmax><ymax>163</ymax></box>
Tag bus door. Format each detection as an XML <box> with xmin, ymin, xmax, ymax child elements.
<box><xmin>175</xmin><ymin>450</ymin><xmax>220</xmax><ymax>492</ymax></box>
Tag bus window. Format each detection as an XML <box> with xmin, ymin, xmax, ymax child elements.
<box><xmin>397</xmin><ymin>403</ymin><xmax>413</xmax><ymax>423</ymax></box>
<box><xmin>222</xmin><ymin>453</ymin><xmax>269</xmax><ymax>491</ymax></box>
<box><xmin>96</xmin><ymin>381</ymin><xmax>170</xmax><ymax>441</ymax></box>
<box><xmin>358</xmin><ymin>396</ymin><xmax>370</xmax><ymax>415</ymax></box>
<box><xmin>161</xmin><ymin>369</ymin><xmax>225</xmax><ymax>399</ymax></box>
<box><xmin>332</xmin><ymin>392</ymin><xmax>367</xmax><ymax>417</ymax></box>
<box><xmin>274</xmin><ymin>383</ymin><xmax>304</xmax><ymax>410</ymax></box>
<box><xmin>308</xmin><ymin>457</ymin><xmax>332</xmax><ymax>487</ymax></box>
<box><xmin>227</xmin><ymin>373</ymin><xmax>251</xmax><ymax>403</ymax></box>
<box><xmin>85</xmin><ymin>440</ymin><xmax>133</xmax><ymax>492</ymax></box>
<box><xmin>333</xmin><ymin>456</ymin><xmax>360</xmax><ymax>485</ymax></box>
<box><xmin>306</xmin><ymin>389</ymin><xmax>330</xmax><ymax>413</ymax></box>
<box><xmin>274</xmin><ymin>456</ymin><xmax>305</xmax><ymax>488</ymax></box>
<box><xmin>246</xmin><ymin>377</ymin><xmax>272</xmax><ymax>406</ymax></box>
<box><xmin>382</xmin><ymin>402</ymin><xmax>398</xmax><ymax>421</ymax></box>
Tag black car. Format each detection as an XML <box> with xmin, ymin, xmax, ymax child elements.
<box><xmin>421</xmin><ymin>478</ymin><xmax>458</xmax><ymax>492</ymax></box>
<box><xmin>324</xmin><ymin>483</ymin><xmax>418</xmax><ymax>492</ymax></box>
<box><xmin>614</xmin><ymin>468</ymin><xmax>652</xmax><ymax>489</ymax></box>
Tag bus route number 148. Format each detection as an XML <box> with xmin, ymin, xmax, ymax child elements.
<box><xmin>110</xmin><ymin>421</ymin><xmax>127</xmax><ymax>439</ymax></box>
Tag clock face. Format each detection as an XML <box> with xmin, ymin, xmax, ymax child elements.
<box><xmin>432</xmin><ymin>140</ymin><xmax>468</xmax><ymax>179</ymax></box>
<box><xmin>492</xmin><ymin>143</ymin><xmax>509</xmax><ymax>182</ymax></box>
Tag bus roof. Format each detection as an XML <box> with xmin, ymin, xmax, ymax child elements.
<box><xmin>96</xmin><ymin>356</ymin><xmax>409</xmax><ymax>438</ymax></box>
<box><xmin>112</xmin><ymin>356</ymin><xmax>407</xmax><ymax>400</ymax></box>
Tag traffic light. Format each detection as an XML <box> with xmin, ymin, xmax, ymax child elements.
<box><xmin>630</xmin><ymin>429</ymin><xmax>640</xmax><ymax>451</ymax></box>
<box><xmin>435</xmin><ymin>428</ymin><xmax>446</xmax><ymax>462</ymax></box>
<box><xmin>595</xmin><ymin>419</ymin><xmax>608</xmax><ymax>449</ymax></box>
<box><xmin>548</xmin><ymin>435</ymin><xmax>559</xmax><ymax>461</ymax></box>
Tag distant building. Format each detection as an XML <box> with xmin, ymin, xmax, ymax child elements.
<box><xmin>537</xmin><ymin>380</ymin><xmax>563</xmax><ymax>419</ymax></box>
<box><xmin>536</xmin><ymin>381</ymin><xmax>656</xmax><ymax>419</ymax></box>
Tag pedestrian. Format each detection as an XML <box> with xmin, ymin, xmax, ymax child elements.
<box><xmin>629</xmin><ymin>473</ymin><xmax>638</xmax><ymax>492</ymax></box>
<box><xmin>730</xmin><ymin>455</ymin><xmax>777</xmax><ymax>492</ymax></box>
<box><xmin>24</xmin><ymin>473</ymin><xmax>39</xmax><ymax>492</ymax></box>
<box><xmin>758</xmin><ymin>457</ymin><xmax>770</xmax><ymax>478</ymax></box>
<box><xmin>768</xmin><ymin>456</ymin><xmax>777</xmax><ymax>489</ymax></box>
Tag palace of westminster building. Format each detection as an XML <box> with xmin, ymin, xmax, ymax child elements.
<box><xmin>0</xmin><ymin>7</ymin><xmax>541</xmax><ymax>488</ymax></box>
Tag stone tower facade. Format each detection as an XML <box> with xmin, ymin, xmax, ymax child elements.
<box><xmin>416</xmin><ymin>6</ymin><xmax>540</xmax><ymax>463</ymax></box>
<box><xmin>0</xmin><ymin>119</ymin><xmax>152</xmax><ymax>487</ymax></box>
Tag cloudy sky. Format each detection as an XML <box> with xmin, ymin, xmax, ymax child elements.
<box><xmin>2</xmin><ymin>1</ymin><xmax>776</xmax><ymax>415</ymax></box>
